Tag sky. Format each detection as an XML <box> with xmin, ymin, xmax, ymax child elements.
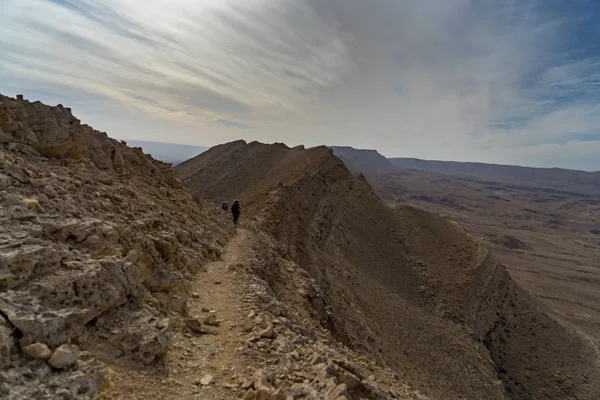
<box><xmin>1</xmin><ymin>0</ymin><xmax>599</xmax><ymax>171</ymax></box>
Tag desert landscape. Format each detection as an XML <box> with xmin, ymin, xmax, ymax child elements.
<box><xmin>332</xmin><ymin>146</ymin><xmax>600</xmax><ymax>350</ymax></box>
<box><xmin>1</xmin><ymin>94</ymin><xmax>599</xmax><ymax>400</ymax></box>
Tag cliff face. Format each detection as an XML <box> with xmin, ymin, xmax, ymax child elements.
<box><xmin>179</xmin><ymin>140</ymin><xmax>599</xmax><ymax>400</ymax></box>
<box><xmin>0</xmin><ymin>94</ymin><xmax>230</xmax><ymax>399</ymax></box>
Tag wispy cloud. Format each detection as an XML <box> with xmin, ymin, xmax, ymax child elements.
<box><xmin>216</xmin><ymin>119</ymin><xmax>252</xmax><ymax>129</ymax></box>
<box><xmin>0</xmin><ymin>0</ymin><xmax>599</xmax><ymax>169</ymax></box>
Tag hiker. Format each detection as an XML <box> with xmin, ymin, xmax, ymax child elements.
<box><xmin>231</xmin><ymin>200</ymin><xmax>241</xmax><ymax>225</ymax></box>
<box><xmin>221</xmin><ymin>200</ymin><xmax>228</xmax><ymax>212</ymax></box>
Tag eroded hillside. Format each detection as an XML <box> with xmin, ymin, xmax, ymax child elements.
<box><xmin>0</xmin><ymin>94</ymin><xmax>232</xmax><ymax>398</ymax></box>
<box><xmin>178</xmin><ymin>141</ymin><xmax>600</xmax><ymax>400</ymax></box>
<box><xmin>332</xmin><ymin>146</ymin><xmax>600</xmax><ymax>365</ymax></box>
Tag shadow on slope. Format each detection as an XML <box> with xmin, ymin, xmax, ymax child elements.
<box><xmin>176</xmin><ymin>141</ymin><xmax>599</xmax><ymax>400</ymax></box>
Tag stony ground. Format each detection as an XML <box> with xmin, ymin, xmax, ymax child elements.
<box><xmin>101</xmin><ymin>227</ymin><xmax>428</xmax><ymax>400</ymax></box>
<box><xmin>101</xmin><ymin>228</ymin><xmax>255</xmax><ymax>399</ymax></box>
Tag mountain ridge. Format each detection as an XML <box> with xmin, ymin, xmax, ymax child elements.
<box><xmin>178</xmin><ymin>141</ymin><xmax>600</xmax><ymax>400</ymax></box>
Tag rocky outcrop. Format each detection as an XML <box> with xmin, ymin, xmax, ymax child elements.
<box><xmin>0</xmin><ymin>94</ymin><xmax>231</xmax><ymax>398</ymax></box>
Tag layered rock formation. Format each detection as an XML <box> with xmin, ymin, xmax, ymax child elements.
<box><xmin>0</xmin><ymin>94</ymin><xmax>230</xmax><ymax>398</ymax></box>
<box><xmin>178</xmin><ymin>140</ymin><xmax>600</xmax><ymax>400</ymax></box>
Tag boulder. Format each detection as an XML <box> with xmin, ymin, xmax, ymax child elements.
<box><xmin>200</xmin><ymin>374</ymin><xmax>213</xmax><ymax>386</ymax></box>
<box><xmin>48</xmin><ymin>344</ymin><xmax>79</xmax><ymax>369</ymax></box>
<box><xmin>22</xmin><ymin>342</ymin><xmax>52</xmax><ymax>360</ymax></box>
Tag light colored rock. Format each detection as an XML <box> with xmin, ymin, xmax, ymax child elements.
<box><xmin>253</xmin><ymin>373</ymin><xmax>274</xmax><ymax>395</ymax></box>
<box><xmin>21</xmin><ymin>198</ymin><xmax>39</xmax><ymax>210</ymax></box>
<box><xmin>200</xmin><ymin>374</ymin><xmax>214</xmax><ymax>386</ymax></box>
<box><xmin>22</xmin><ymin>342</ymin><xmax>52</xmax><ymax>360</ymax></box>
<box><xmin>48</xmin><ymin>344</ymin><xmax>79</xmax><ymax>369</ymax></box>
<box><xmin>327</xmin><ymin>383</ymin><xmax>348</xmax><ymax>400</ymax></box>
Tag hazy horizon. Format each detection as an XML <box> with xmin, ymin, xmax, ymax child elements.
<box><xmin>119</xmin><ymin>137</ymin><xmax>599</xmax><ymax>172</ymax></box>
<box><xmin>2</xmin><ymin>0</ymin><xmax>599</xmax><ymax>170</ymax></box>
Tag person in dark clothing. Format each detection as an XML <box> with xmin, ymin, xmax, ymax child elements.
<box><xmin>231</xmin><ymin>200</ymin><xmax>241</xmax><ymax>225</ymax></box>
<box><xmin>221</xmin><ymin>200</ymin><xmax>228</xmax><ymax>212</ymax></box>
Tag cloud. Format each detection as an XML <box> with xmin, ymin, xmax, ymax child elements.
<box><xmin>216</xmin><ymin>119</ymin><xmax>252</xmax><ymax>129</ymax></box>
<box><xmin>0</xmin><ymin>0</ymin><xmax>599</xmax><ymax>170</ymax></box>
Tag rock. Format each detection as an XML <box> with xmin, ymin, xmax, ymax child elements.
<box><xmin>5</xmin><ymin>164</ymin><xmax>31</xmax><ymax>183</ymax></box>
<box><xmin>8</xmin><ymin>142</ymin><xmax>40</xmax><ymax>157</ymax></box>
<box><xmin>0</xmin><ymin>363</ymin><xmax>96</xmax><ymax>400</ymax></box>
<box><xmin>48</xmin><ymin>344</ymin><xmax>79</xmax><ymax>369</ymax></box>
<box><xmin>200</xmin><ymin>374</ymin><xmax>214</xmax><ymax>386</ymax></box>
<box><xmin>253</xmin><ymin>373</ymin><xmax>274</xmax><ymax>395</ymax></box>
<box><xmin>286</xmin><ymin>383</ymin><xmax>321</xmax><ymax>398</ymax></box>
<box><xmin>240</xmin><ymin>378</ymin><xmax>253</xmax><ymax>390</ymax></box>
<box><xmin>21</xmin><ymin>198</ymin><xmax>40</xmax><ymax>210</ymax></box>
<box><xmin>184</xmin><ymin>317</ymin><xmax>203</xmax><ymax>332</ymax></box>
<box><xmin>259</xmin><ymin>323</ymin><xmax>277</xmax><ymax>339</ymax></box>
<box><xmin>36</xmin><ymin>193</ymin><xmax>49</xmax><ymax>203</ymax></box>
<box><xmin>223</xmin><ymin>382</ymin><xmax>238</xmax><ymax>389</ymax></box>
<box><xmin>310</xmin><ymin>352</ymin><xmax>327</xmax><ymax>365</ymax></box>
<box><xmin>203</xmin><ymin>314</ymin><xmax>220</xmax><ymax>327</ymax></box>
<box><xmin>22</xmin><ymin>342</ymin><xmax>52</xmax><ymax>360</ymax></box>
<box><xmin>112</xmin><ymin>308</ymin><xmax>172</xmax><ymax>365</ymax></box>
<box><xmin>43</xmin><ymin>184</ymin><xmax>58</xmax><ymax>198</ymax></box>
<box><xmin>327</xmin><ymin>383</ymin><xmax>348</xmax><ymax>400</ymax></box>
<box><xmin>335</xmin><ymin>359</ymin><xmax>366</xmax><ymax>380</ymax></box>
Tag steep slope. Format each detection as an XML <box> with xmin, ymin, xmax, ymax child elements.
<box><xmin>178</xmin><ymin>141</ymin><xmax>600</xmax><ymax>400</ymax></box>
<box><xmin>330</xmin><ymin>146</ymin><xmax>600</xmax><ymax>362</ymax></box>
<box><xmin>0</xmin><ymin>94</ymin><xmax>231</xmax><ymax>398</ymax></box>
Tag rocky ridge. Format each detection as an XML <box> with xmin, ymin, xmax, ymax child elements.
<box><xmin>178</xmin><ymin>140</ymin><xmax>600</xmax><ymax>400</ymax></box>
<box><xmin>0</xmin><ymin>94</ymin><xmax>231</xmax><ymax>398</ymax></box>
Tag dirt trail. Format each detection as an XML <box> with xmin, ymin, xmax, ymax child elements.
<box><xmin>100</xmin><ymin>228</ymin><xmax>255</xmax><ymax>399</ymax></box>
